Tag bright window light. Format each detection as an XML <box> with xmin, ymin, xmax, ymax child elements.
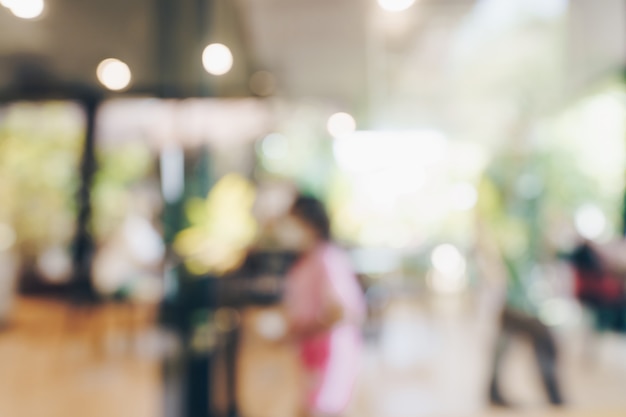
<box><xmin>449</xmin><ymin>183</ymin><xmax>478</xmax><ymax>211</ymax></box>
<box><xmin>333</xmin><ymin>130</ymin><xmax>447</xmax><ymax>173</ymax></box>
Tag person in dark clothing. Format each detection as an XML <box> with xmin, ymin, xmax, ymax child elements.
<box><xmin>489</xmin><ymin>307</ymin><xmax>563</xmax><ymax>407</ymax></box>
<box><xmin>567</xmin><ymin>242</ymin><xmax>626</xmax><ymax>332</ymax></box>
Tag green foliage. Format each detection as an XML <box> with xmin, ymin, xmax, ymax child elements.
<box><xmin>0</xmin><ymin>102</ymin><xmax>84</xmax><ymax>255</ymax></box>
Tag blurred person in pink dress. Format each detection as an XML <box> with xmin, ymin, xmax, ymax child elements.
<box><xmin>278</xmin><ymin>195</ymin><xmax>366</xmax><ymax>417</ymax></box>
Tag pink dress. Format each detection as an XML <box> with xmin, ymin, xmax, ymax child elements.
<box><xmin>284</xmin><ymin>243</ymin><xmax>366</xmax><ymax>415</ymax></box>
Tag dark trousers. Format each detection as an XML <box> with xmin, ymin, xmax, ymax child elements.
<box><xmin>489</xmin><ymin>307</ymin><xmax>563</xmax><ymax>406</ymax></box>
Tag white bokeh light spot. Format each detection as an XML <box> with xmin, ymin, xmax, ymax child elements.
<box><xmin>97</xmin><ymin>58</ymin><xmax>132</xmax><ymax>91</ymax></box>
<box><xmin>202</xmin><ymin>43</ymin><xmax>234</xmax><ymax>76</ymax></box>
<box><xmin>327</xmin><ymin>112</ymin><xmax>356</xmax><ymax>139</ymax></box>
<box><xmin>431</xmin><ymin>244</ymin><xmax>466</xmax><ymax>277</ymax></box>
<box><xmin>5</xmin><ymin>0</ymin><xmax>44</xmax><ymax>19</ymax></box>
<box><xmin>575</xmin><ymin>204</ymin><xmax>607</xmax><ymax>240</ymax></box>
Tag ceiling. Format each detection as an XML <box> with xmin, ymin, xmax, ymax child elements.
<box><xmin>0</xmin><ymin>0</ymin><xmax>477</xmax><ymax>104</ymax></box>
<box><xmin>2</xmin><ymin>0</ymin><xmax>622</xmax><ymax>139</ymax></box>
<box><xmin>239</xmin><ymin>0</ymin><xmax>476</xmax><ymax>105</ymax></box>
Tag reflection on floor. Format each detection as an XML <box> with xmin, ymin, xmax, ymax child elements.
<box><xmin>349</xmin><ymin>296</ymin><xmax>626</xmax><ymax>417</ymax></box>
<box><xmin>2</xmin><ymin>296</ymin><xmax>626</xmax><ymax>417</ymax></box>
<box><xmin>0</xmin><ymin>298</ymin><xmax>161</xmax><ymax>417</ymax></box>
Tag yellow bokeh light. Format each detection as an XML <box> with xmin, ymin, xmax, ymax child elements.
<box><xmin>174</xmin><ymin>173</ymin><xmax>257</xmax><ymax>275</ymax></box>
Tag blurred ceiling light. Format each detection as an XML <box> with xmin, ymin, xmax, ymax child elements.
<box><xmin>0</xmin><ymin>223</ymin><xmax>16</xmax><ymax>252</ymax></box>
<box><xmin>260</xmin><ymin>133</ymin><xmax>288</xmax><ymax>160</ymax></box>
<box><xmin>327</xmin><ymin>112</ymin><xmax>356</xmax><ymax>139</ymax></box>
<box><xmin>377</xmin><ymin>0</ymin><xmax>416</xmax><ymax>12</ymax></box>
<box><xmin>4</xmin><ymin>0</ymin><xmax>44</xmax><ymax>19</ymax></box>
<box><xmin>449</xmin><ymin>182</ymin><xmax>478</xmax><ymax>211</ymax></box>
<box><xmin>249</xmin><ymin>70</ymin><xmax>276</xmax><ymax>96</ymax></box>
<box><xmin>97</xmin><ymin>58</ymin><xmax>132</xmax><ymax>91</ymax></box>
<box><xmin>575</xmin><ymin>204</ymin><xmax>607</xmax><ymax>240</ymax></box>
<box><xmin>202</xmin><ymin>43</ymin><xmax>233</xmax><ymax>76</ymax></box>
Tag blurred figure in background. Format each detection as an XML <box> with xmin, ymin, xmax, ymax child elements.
<box><xmin>489</xmin><ymin>304</ymin><xmax>563</xmax><ymax>407</ymax></box>
<box><xmin>475</xmin><ymin>221</ymin><xmax>564</xmax><ymax>408</ymax></box>
<box><xmin>279</xmin><ymin>195</ymin><xmax>366</xmax><ymax>417</ymax></box>
<box><xmin>568</xmin><ymin>240</ymin><xmax>626</xmax><ymax>333</ymax></box>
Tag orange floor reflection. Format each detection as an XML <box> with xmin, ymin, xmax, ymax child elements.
<box><xmin>0</xmin><ymin>298</ymin><xmax>161</xmax><ymax>417</ymax></box>
<box><xmin>2</xmin><ymin>296</ymin><xmax>626</xmax><ymax>417</ymax></box>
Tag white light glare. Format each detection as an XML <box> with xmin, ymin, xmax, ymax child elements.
<box><xmin>575</xmin><ymin>204</ymin><xmax>607</xmax><ymax>240</ymax></box>
<box><xmin>202</xmin><ymin>43</ymin><xmax>233</xmax><ymax>76</ymax></box>
<box><xmin>97</xmin><ymin>58</ymin><xmax>132</xmax><ymax>91</ymax></box>
<box><xmin>327</xmin><ymin>112</ymin><xmax>356</xmax><ymax>138</ymax></box>
<box><xmin>3</xmin><ymin>0</ymin><xmax>44</xmax><ymax>19</ymax></box>
<box><xmin>333</xmin><ymin>130</ymin><xmax>447</xmax><ymax>173</ymax></box>
<box><xmin>377</xmin><ymin>0</ymin><xmax>416</xmax><ymax>12</ymax></box>
<box><xmin>449</xmin><ymin>183</ymin><xmax>478</xmax><ymax>211</ymax></box>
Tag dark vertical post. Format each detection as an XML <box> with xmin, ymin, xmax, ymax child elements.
<box><xmin>195</xmin><ymin>0</ymin><xmax>212</xmax><ymax>97</ymax></box>
<box><xmin>157</xmin><ymin>2</ymin><xmax>219</xmax><ymax>417</ymax></box>
<box><xmin>71</xmin><ymin>93</ymin><xmax>100</xmax><ymax>299</ymax></box>
<box><xmin>156</xmin><ymin>0</ymin><xmax>178</xmax><ymax>97</ymax></box>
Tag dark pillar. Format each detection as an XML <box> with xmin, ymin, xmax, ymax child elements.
<box><xmin>70</xmin><ymin>93</ymin><xmax>101</xmax><ymax>300</ymax></box>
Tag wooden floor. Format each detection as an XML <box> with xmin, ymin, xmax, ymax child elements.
<box><xmin>0</xmin><ymin>298</ymin><xmax>161</xmax><ymax>417</ymax></box>
<box><xmin>1</xmin><ymin>297</ymin><xmax>626</xmax><ymax>417</ymax></box>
